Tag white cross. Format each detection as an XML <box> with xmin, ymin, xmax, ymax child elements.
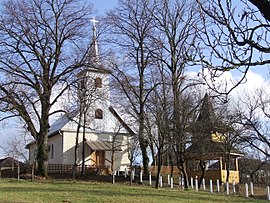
<box><xmin>90</xmin><ymin>17</ymin><xmax>98</xmax><ymax>27</ymax></box>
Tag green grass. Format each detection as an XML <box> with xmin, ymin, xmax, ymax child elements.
<box><xmin>0</xmin><ymin>179</ymin><xmax>268</xmax><ymax>203</ymax></box>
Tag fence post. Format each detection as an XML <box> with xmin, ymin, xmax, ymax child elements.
<box><xmin>112</xmin><ymin>171</ymin><xmax>115</xmax><ymax>184</ymax></box>
<box><xmin>191</xmin><ymin>177</ymin><xmax>194</xmax><ymax>189</ymax></box>
<box><xmin>267</xmin><ymin>186</ymin><xmax>270</xmax><ymax>201</ymax></box>
<box><xmin>149</xmin><ymin>171</ymin><xmax>152</xmax><ymax>186</ymax></box>
<box><xmin>250</xmin><ymin>182</ymin><xmax>254</xmax><ymax>196</ymax></box>
<box><xmin>160</xmin><ymin>175</ymin><xmax>163</xmax><ymax>188</ymax></box>
<box><xmin>232</xmin><ymin>181</ymin><xmax>236</xmax><ymax>194</ymax></box>
<box><xmin>170</xmin><ymin>177</ymin><xmax>174</xmax><ymax>189</ymax></box>
<box><xmin>217</xmin><ymin>179</ymin><xmax>220</xmax><ymax>193</ymax></box>
<box><xmin>226</xmin><ymin>182</ymin><xmax>229</xmax><ymax>195</ymax></box>
<box><xmin>124</xmin><ymin>168</ymin><xmax>127</xmax><ymax>178</ymax></box>
<box><xmin>245</xmin><ymin>183</ymin><xmax>249</xmax><ymax>198</ymax></box>
<box><xmin>132</xmin><ymin>169</ymin><xmax>135</xmax><ymax>180</ymax></box>
<box><xmin>168</xmin><ymin>174</ymin><xmax>170</xmax><ymax>186</ymax></box>
<box><xmin>202</xmin><ymin>178</ymin><xmax>206</xmax><ymax>190</ymax></box>
<box><xmin>195</xmin><ymin>177</ymin><xmax>198</xmax><ymax>191</ymax></box>
<box><xmin>210</xmin><ymin>179</ymin><xmax>213</xmax><ymax>193</ymax></box>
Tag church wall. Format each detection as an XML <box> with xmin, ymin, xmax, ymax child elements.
<box><xmin>48</xmin><ymin>133</ymin><xmax>63</xmax><ymax>164</ymax></box>
<box><xmin>28</xmin><ymin>144</ymin><xmax>36</xmax><ymax>164</ymax></box>
<box><xmin>114</xmin><ymin>136</ymin><xmax>130</xmax><ymax>171</ymax></box>
<box><xmin>105</xmin><ymin>136</ymin><xmax>130</xmax><ymax>171</ymax></box>
<box><xmin>61</xmin><ymin>130</ymin><xmax>130</xmax><ymax>168</ymax></box>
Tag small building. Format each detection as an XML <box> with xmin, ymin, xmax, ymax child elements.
<box><xmin>0</xmin><ymin>157</ymin><xmax>21</xmax><ymax>169</ymax></box>
<box><xmin>186</xmin><ymin>94</ymin><xmax>243</xmax><ymax>183</ymax></box>
<box><xmin>0</xmin><ymin>157</ymin><xmax>26</xmax><ymax>177</ymax></box>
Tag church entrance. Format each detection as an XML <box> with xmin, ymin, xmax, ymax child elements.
<box><xmin>91</xmin><ymin>150</ymin><xmax>105</xmax><ymax>167</ymax></box>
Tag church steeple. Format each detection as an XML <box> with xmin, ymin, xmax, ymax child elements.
<box><xmin>197</xmin><ymin>93</ymin><xmax>215</xmax><ymax>123</ymax></box>
<box><xmin>90</xmin><ymin>17</ymin><xmax>100</xmax><ymax>64</ymax></box>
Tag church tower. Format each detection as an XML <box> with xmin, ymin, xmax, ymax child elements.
<box><xmin>77</xmin><ymin>17</ymin><xmax>111</xmax><ymax>131</ymax></box>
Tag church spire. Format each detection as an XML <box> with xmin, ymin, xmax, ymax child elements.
<box><xmin>197</xmin><ymin>93</ymin><xmax>215</xmax><ymax>123</ymax></box>
<box><xmin>90</xmin><ymin>17</ymin><xmax>100</xmax><ymax>64</ymax></box>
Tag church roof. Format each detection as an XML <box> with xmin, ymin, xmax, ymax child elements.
<box><xmin>0</xmin><ymin>157</ymin><xmax>24</xmax><ymax>167</ymax></box>
<box><xmin>86</xmin><ymin>140</ymin><xmax>122</xmax><ymax>151</ymax></box>
<box><xmin>48</xmin><ymin>109</ymin><xmax>79</xmax><ymax>137</ymax></box>
<box><xmin>48</xmin><ymin>106</ymin><xmax>135</xmax><ymax>137</ymax></box>
<box><xmin>108</xmin><ymin>106</ymin><xmax>135</xmax><ymax>136</ymax></box>
<box><xmin>191</xmin><ymin>93</ymin><xmax>231</xmax><ymax>134</ymax></box>
<box><xmin>197</xmin><ymin>93</ymin><xmax>215</xmax><ymax>123</ymax></box>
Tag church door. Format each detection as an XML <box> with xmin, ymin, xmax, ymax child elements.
<box><xmin>91</xmin><ymin>150</ymin><xmax>105</xmax><ymax>167</ymax></box>
<box><xmin>96</xmin><ymin>150</ymin><xmax>105</xmax><ymax>166</ymax></box>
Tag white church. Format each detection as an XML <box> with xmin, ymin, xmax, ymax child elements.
<box><xmin>26</xmin><ymin>18</ymin><xmax>134</xmax><ymax>173</ymax></box>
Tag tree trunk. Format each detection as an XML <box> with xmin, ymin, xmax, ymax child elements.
<box><xmin>17</xmin><ymin>161</ymin><xmax>20</xmax><ymax>181</ymax></box>
<box><xmin>129</xmin><ymin>165</ymin><xmax>133</xmax><ymax>186</ymax></box>
<box><xmin>178</xmin><ymin>162</ymin><xmax>189</xmax><ymax>190</ymax></box>
<box><xmin>111</xmin><ymin>147</ymin><xmax>115</xmax><ymax>184</ymax></box>
<box><xmin>73</xmin><ymin>121</ymin><xmax>81</xmax><ymax>180</ymax></box>
<box><xmin>199</xmin><ymin>160</ymin><xmax>206</xmax><ymax>188</ymax></box>
<box><xmin>155</xmin><ymin>150</ymin><xmax>162</xmax><ymax>189</ymax></box>
<box><xmin>138</xmin><ymin>114</ymin><xmax>149</xmax><ymax>175</ymax></box>
<box><xmin>81</xmin><ymin>111</ymin><xmax>86</xmax><ymax>177</ymax></box>
<box><xmin>36</xmin><ymin>130</ymin><xmax>48</xmax><ymax>177</ymax></box>
<box><xmin>176</xmin><ymin>153</ymin><xmax>189</xmax><ymax>190</ymax></box>
<box><xmin>226</xmin><ymin>154</ymin><xmax>231</xmax><ymax>183</ymax></box>
<box><xmin>172</xmin><ymin>70</ymin><xmax>189</xmax><ymax>189</ymax></box>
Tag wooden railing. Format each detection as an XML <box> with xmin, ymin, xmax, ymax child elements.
<box><xmin>47</xmin><ymin>164</ymin><xmax>110</xmax><ymax>175</ymax></box>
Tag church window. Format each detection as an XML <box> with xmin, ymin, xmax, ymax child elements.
<box><xmin>95</xmin><ymin>109</ymin><xmax>103</xmax><ymax>119</ymax></box>
<box><xmin>51</xmin><ymin>144</ymin><xmax>54</xmax><ymax>159</ymax></box>
<box><xmin>94</xmin><ymin>77</ymin><xmax>102</xmax><ymax>88</ymax></box>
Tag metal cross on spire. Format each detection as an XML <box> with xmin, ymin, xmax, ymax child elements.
<box><xmin>90</xmin><ymin>17</ymin><xmax>98</xmax><ymax>29</ymax></box>
<box><xmin>90</xmin><ymin>17</ymin><xmax>99</xmax><ymax>64</ymax></box>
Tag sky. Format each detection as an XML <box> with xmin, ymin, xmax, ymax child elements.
<box><xmin>89</xmin><ymin>0</ymin><xmax>118</xmax><ymax>15</ymax></box>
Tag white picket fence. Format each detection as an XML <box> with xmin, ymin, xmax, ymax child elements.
<box><xmin>118</xmin><ymin>167</ymin><xmax>270</xmax><ymax>201</ymax></box>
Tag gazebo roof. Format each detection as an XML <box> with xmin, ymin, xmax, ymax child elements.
<box><xmin>186</xmin><ymin>141</ymin><xmax>243</xmax><ymax>160</ymax></box>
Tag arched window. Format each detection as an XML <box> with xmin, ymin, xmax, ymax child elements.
<box><xmin>51</xmin><ymin>144</ymin><xmax>54</xmax><ymax>159</ymax></box>
<box><xmin>95</xmin><ymin>109</ymin><xmax>103</xmax><ymax>119</ymax></box>
<box><xmin>94</xmin><ymin>77</ymin><xmax>102</xmax><ymax>88</ymax></box>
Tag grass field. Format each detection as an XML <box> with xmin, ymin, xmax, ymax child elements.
<box><xmin>0</xmin><ymin>178</ymin><xmax>268</xmax><ymax>203</ymax></box>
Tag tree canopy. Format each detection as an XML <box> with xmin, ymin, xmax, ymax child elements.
<box><xmin>0</xmin><ymin>0</ymin><xmax>93</xmax><ymax>176</ymax></box>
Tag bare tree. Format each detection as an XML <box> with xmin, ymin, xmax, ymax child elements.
<box><xmin>149</xmin><ymin>0</ymin><xmax>201</xmax><ymax>189</ymax></box>
<box><xmin>0</xmin><ymin>0</ymin><xmax>93</xmax><ymax>177</ymax></box>
<box><xmin>110</xmin><ymin>125</ymin><xmax>125</xmax><ymax>184</ymax></box>
<box><xmin>144</xmin><ymin>64</ymin><xmax>173</xmax><ymax>189</ymax></box>
<box><xmin>105</xmin><ymin>0</ymin><xmax>158</xmax><ymax>175</ymax></box>
<box><xmin>234</xmin><ymin>87</ymin><xmax>270</xmax><ymax>159</ymax></box>
<box><xmin>0</xmin><ymin>134</ymin><xmax>29</xmax><ymax>180</ymax></box>
<box><xmin>247</xmin><ymin>0</ymin><xmax>270</xmax><ymax>22</ymax></box>
<box><xmin>127</xmin><ymin>137</ymin><xmax>140</xmax><ymax>186</ymax></box>
<box><xmin>196</xmin><ymin>0</ymin><xmax>270</xmax><ymax>94</ymax></box>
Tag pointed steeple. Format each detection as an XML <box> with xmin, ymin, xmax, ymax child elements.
<box><xmin>190</xmin><ymin>93</ymin><xmax>216</xmax><ymax>144</ymax></box>
<box><xmin>90</xmin><ymin>17</ymin><xmax>100</xmax><ymax>64</ymax></box>
<box><xmin>197</xmin><ymin>93</ymin><xmax>215</xmax><ymax>123</ymax></box>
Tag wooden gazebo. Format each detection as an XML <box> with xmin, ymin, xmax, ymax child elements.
<box><xmin>186</xmin><ymin>94</ymin><xmax>243</xmax><ymax>184</ymax></box>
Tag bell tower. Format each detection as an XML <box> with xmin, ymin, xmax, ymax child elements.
<box><xmin>77</xmin><ymin>17</ymin><xmax>111</xmax><ymax>129</ymax></box>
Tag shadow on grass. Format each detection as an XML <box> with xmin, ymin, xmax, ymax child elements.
<box><xmin>0</xmin><ymin>180</ymin><xmax>266</xmax><ymax>203</ymax></box>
